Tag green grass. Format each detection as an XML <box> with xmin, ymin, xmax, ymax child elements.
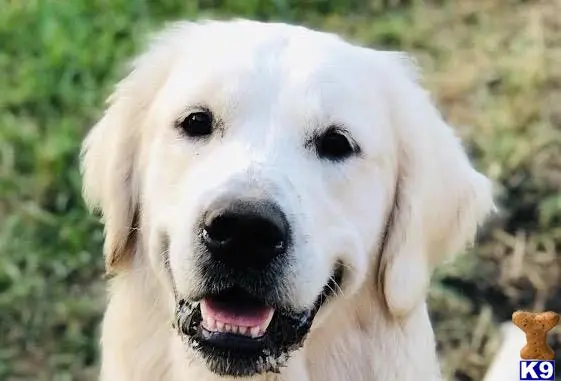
<box><xmin>1</xmin><ymin>1</ymin><xmax>560</xmax><ymax>380</ymax></box>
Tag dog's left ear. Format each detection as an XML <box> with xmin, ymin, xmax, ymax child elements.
<box><xmin>375</xmin><ymin>51</ymin><xmax>495</xmax><ymax>318</ymax></box>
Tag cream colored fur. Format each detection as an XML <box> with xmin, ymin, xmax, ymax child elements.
<box><xmin>80</xmin><ymin>19</ymin><xmax>495</xmax><ymax>381</ymax></box>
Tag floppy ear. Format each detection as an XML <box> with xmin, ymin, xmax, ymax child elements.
<box><xmin>375</xmin><ymin>52</ymin><xmax>495</xmax><ymax>318</ymax></box>
<box><xmin>80</xmin><ymin>23</ymin><xmax>192</xmax><ymax>275</ymax></box>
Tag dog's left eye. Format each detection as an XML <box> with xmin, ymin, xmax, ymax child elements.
<box><xmin>314</xmin><ymin>127</ymin><xmax>359</xmax><ymax>161</ymax></box>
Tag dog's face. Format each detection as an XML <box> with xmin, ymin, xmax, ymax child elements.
<box><xmin>147</xmin><ymin>23</ymin><xmax>397</xmax><ymax>376</ymax></box>
<box><xmin>81</xmin><ymin>20</ymin><xmax>494</xmax><ymax>378</ymax></box>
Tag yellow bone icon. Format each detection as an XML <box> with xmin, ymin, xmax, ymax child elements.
<box><xmin>512</xmin><ymin>310</ymin><xmax>559</xmax><ymax>361</ymax></box>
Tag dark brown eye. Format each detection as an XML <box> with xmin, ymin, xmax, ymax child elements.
<box><xmin>178</xmin><ymin>111</ymin><xmax>213</xmax><ymax>138</ymax></box>
<box><xmin>315</xmin><ymin>128</ymin><xmax>358</xmax><ymax>161</ymax></box>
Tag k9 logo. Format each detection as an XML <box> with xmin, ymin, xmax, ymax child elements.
<box><xmin>520</xmin><ymin>360</ymin><xmax>555</xmax><ymax>381</ymax></box>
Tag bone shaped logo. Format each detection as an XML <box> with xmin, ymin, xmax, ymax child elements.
<box><xmin>512</xmin><ymin>310</ymin><xmax>559</xmax><ymax>361</ymax></box>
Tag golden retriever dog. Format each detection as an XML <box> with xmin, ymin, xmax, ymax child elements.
<box><xmin>80</xmin><ymin>19</ymin><xmax>495</xmax><ymax>381</ymax></box>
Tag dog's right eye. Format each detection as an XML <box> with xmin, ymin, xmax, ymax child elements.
<box><xmin>177</xmin><ymin>111</ymin><xmax>213</xmax><ymax>138</ymax></box>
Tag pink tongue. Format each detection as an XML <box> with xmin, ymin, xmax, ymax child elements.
<box><xmin>201</xmin><ymin>298</ymin><xmax>273</xmax><ymax>327</ymax></box>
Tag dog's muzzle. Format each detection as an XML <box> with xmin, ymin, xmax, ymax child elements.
<box><xmin>171</xmin><ymin>197</ymin><xmax>344</xmax><ymax>377</ymax></box>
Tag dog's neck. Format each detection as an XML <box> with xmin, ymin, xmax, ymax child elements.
<box><xmin>99</xmin><ymin>262</ymin><xmax>441</xmax><ymax>381</ymax></box>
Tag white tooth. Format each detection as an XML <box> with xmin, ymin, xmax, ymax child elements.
<box><xmin>224</xmin><ymin>324</ymin><xmax>232</xmax><ymax>333</ymax></box>
<box><xmin>200</xmin><ymin>302</ymin><xmax>209</xmax><ymax>325</ymax></box>
<box><xmin>206</xmin><ymin>317</ymin><xmax>216</xmax><ymax>331</ymax></box>
<box><xmin>233</xmin><ymin>325</ymin><xmax>241</xmax><ymax>334</ymax></box>
<box><xmin>239</xmin><ymin>326</ymin><xmax>249</xmax><ymax>336</ymax></box>
<box><xmin>261</xmin><ymin>309</ymin><xmax>275</xmax><ymax>331</ymax></box>
<box><xmin>250</xmin><ymin>326</ymin><xmax>262</xmax><ymax>338</ymax></box>
<box><xmin>216</xmin><ymin>321</ymin><xmax>225</xmax><ymax>332</ymax></box>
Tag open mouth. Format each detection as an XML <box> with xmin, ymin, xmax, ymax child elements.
<box><xmin>175</xmin><ymin>266</ymin><xmax>343</xmax><ymax>377</ymax></box>
<box><xmin>200</xmin><ymin>291</ymin><xmax>275</xmax><ymax>338</ymax></box>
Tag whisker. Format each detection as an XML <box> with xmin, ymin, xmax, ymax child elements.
<box><xmin>337</xmin><ymin>261</ymin><xmax>356</xmax><ymax>274</ymax></box>
<box><xmin>326</xmin><ymin>277</ymin><xmax>345</xmax><ymax>298</ymax></box>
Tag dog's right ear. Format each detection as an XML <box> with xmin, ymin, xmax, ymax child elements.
<box><xmin>80</xmin><ymin>86</ymin><xmax>141</xmax><ymax>275</ymax></box>
<box><xmin>80</xmin><ymin>22</ymin><xmax>193</xmax><ymax>275</ymax></box>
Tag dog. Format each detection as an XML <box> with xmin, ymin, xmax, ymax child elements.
<box><xmin>80</xmin><ymin>19</ymin><xmax>494</xmax><ymax>381</ymax></box>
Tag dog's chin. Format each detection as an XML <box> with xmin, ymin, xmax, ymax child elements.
<box><xmin>174</xmin><ymin>267</ymin><xmax>343</xmax><ymax>377</ymax></box>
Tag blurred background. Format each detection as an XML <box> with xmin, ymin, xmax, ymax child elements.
<box><xmin>1</xmin><ymin>0</ymin><xmax>560</xmax><ymax>380</ymax></box>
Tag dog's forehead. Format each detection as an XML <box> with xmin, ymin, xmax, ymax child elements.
<box><xmin>183</xmin><ymin>20</ymin><xmax>363</xmax><ymax>72</ymax></box>
<box><xmin>157</xmin><ymin>21</ymin><xmax>379</xmax><ymax>120</ymax></box>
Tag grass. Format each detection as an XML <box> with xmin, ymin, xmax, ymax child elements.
<box><xmin>1</xmin><ymin>0</ymin><xmax>560</xmax><ymax>380</ymax></box>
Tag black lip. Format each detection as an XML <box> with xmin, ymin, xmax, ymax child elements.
<box><xmin>175</xmin><ymin>264</ymin><xmax>344</xmax><ymax>377</ymax></box>
<box><xmin>176</xmin><ymin>296</ymin><xmax>313</xmax><ymax>354</ymax></box>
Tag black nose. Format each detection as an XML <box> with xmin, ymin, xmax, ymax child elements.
<box><xmin>201</xmin><ymin>198</ymin><xmax>290</xmax><ymax>269</ymax></box>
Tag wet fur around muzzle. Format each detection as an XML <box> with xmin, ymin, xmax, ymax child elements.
<box><xmin>80</xmin><ymin>19</ymin><xmax>495</xmax><ymax>381</ymax></box>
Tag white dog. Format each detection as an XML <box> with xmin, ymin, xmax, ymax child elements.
<box><xmin>80</xmin><ymin>19</ymin><xmax>494</xmax><ymax>381</ymax></box>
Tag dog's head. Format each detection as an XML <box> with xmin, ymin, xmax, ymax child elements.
<box><xmin>81</xmin><ymin>20</ymin><xmax>494</xmax><ymax>377</ymax></box>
